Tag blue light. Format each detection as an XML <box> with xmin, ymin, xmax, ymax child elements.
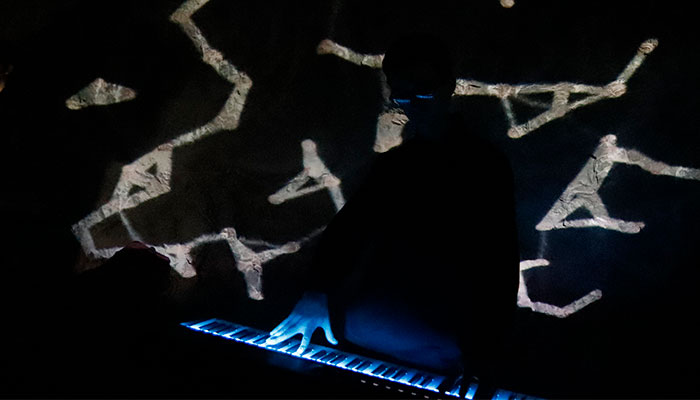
<box><xmin>415</xmin><ymin>94</ymin><xmax>434</xmax><ymax>99</ymax></box>
<box><xmin>182</xmin><ymin>319</ymin><xmax>445</xmax><ymax>393</ymax></box>
<box><xmin>183</xmin><ymin>320</ymin><xmax>545</xmax><ymax>399</ymax></box>
<box><xmin>445</xmin><ymin>383</ymin><xmax>461</xmax><ymax>397</ymax></box>
<box><xmin>465</xmin><ymin>382</ymin><xmax>478</xmax><ymax>399</ymax></box>
<box><xmin>393</xmin><ymin>98</ymin><xmax>411</xmax><ymax>105</ymax></box>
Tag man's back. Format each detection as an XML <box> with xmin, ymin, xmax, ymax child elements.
<box><xmin>310</xmin><ymin>112</ymin><xmax>519</xmax><ymax>374</ymax></box>
<box><xmin>267</xmin><ymin>32</ymin><xmax>519</xmax><ymax>380</ymax></box>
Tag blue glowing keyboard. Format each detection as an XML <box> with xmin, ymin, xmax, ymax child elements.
<box><xmin>182</xmin><ymin>318</ymin><xmax>540</xmax><ymax>399</ymax></box>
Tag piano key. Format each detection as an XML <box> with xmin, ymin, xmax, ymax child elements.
<box><xmin>279</xmin><ymin>339</ymin><xmax>302</xmax><ymax>353</ymax></box>
<box><xmin>226</xmin><ymin>328</ymin><xmax>251</xmax><ymax>339</ymax></box>
<box><xmin>228</xmin><ymin>328</ymin><xmax>251</xmax><ymax>338</ymax></box>
<box><xmin>221</xmin><ymin>326</ymin><xmax>248</xmax><ymax>339</ymax></box>
<box><xmin>446</xmin><ymin>383</ymin><xmax>461</xmax><ymax>398</ymax></box>
<box><xmin>216</xmin><ymin>326</ymin><xmax>241</xmax><ymax>336</ymax></box>
<box><xmin>492</xmin><ymin>389</ymin><xmax>512</xmax><ymax>400</ymax></box>
<box><xmin>244</xmin><ymin>331</ymin><xmax>267</xmax><ymax>341</ymax></box>
<box><xmin>389</xmin><ymin>368</ymin><xmax>408</xmax><ymax>380</ymax></box>
<box><xmin>381</xmin><ymin>367</ymin><xmax>398</xmax><ymax>378</ymax></box>
<box><xmin>202</xmin><ymin>326</ymin><xmax>226</xmax><ymax>334</ymax></box>
<box><xmin>371</xmin><ymin>364</ymin><xmax>389</xmax><ymax>376</ymax></box>
<box><xmin>328</xmin><ymin>354</ymin><xmax>346</xmax><ymax>365</ymax></box>
<box><xmin>319</xmin><ymin>352</ymin><xmax>339</xmax><ymax>362</ymax></box>
<box><xmin>418</xmin><ymin>375</ymin><xmax>433</xmax><ymax>387</ymax></box>
<box><xmin>265</xmin><ymin>337</ymin><xmax>295</xmax><ymax>350</ymax></box>
<box><xmin>344</xmin><ymin>357</ymin><xmax>362</xmax><ymax>369</ymax></box>
<box><xmin>298</xmin><ymin>346</ymin><xmax>316</xmax><ymax>357</ymax></box>
<box><xmin>235</xmin><ymin>330</ymin><xmax>259</xmax><ymax>341</ymax></box>
<box><xmin>246</xmin><ymin>332</ymin><xmax>270</xmax><ymax>346</ymax></box>
<box><xmin>221</xmin><ymin>326</ymin><xmax>247</xmax><ymax>337</ymax></box>
<box><xmin>309</xmin><ymin>350</ymin><xmax>328</xmax><ymax>360</ymax></box>
<box><xmin>400</xmin><ymin>369</ymin><xmax>419</xmax><ymax>381</ymax></box>
<box><xmin>189</xmin><ymin>319</ymin><xmax>218</xmax><ymax>330</ymax></box>
<box><xmin>408</xmin><ymin>373</ymin><xmax>424</xmax><ymax>385</ymax></box>
<box><xmin>423</xmin><ymin>377</ymin><xmax>443</xmax><ymax>393</ymax></box>
<box><xmin>354</xmin><ymin>360</ymin><xmax>372</xmax><ymax>372</ymax></box>
<box><xmin>243</xmin><ymin>332</ymin><xmax>268</xmax><ymax>344</ymax></box>
<box><xmin>200</xmin><ymin>321</ymin><xmax>224</xmax><ymax>331</ymax></box>
<box><xmin>464</xmin><ymin>382</ymin><xmax>479</xmax><ymax>400</ymax></box>
<box><xmin>209</xmin><ymin>323</ymin><xmax>234</xmax><ymax>333</ymax></box>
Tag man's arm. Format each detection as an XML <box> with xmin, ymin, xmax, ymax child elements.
<box><xmin>267</xmin><ymin>155</ymin><xmax>389</xmax><ymax>353</ymax></box>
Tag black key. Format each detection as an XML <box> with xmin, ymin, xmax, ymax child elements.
<box><xmin>229</xmin><ymin>328</ymin><xmax>251</xmax><ymax>339</ymax></box>
<box><xmin>382</xmin><ymin>367</ymin><xmax>398</xmax><ymax>378</ymax></box>
<box><xmin>345</xmin><ymin>358</ymin><xmax>362</xmax><ymax>369</ymax></box>
<box><xmin>328</xmin><ymin>354</ymin><xmax>346</xmax><ymax>365</ymax></box>
<box><xmin>247</xmin><ymin>331</ymin><xmax>267</xmax><ymax>340</ymax></box>
<box><xmin>267</xmin><ymin>338</ymin><xmax>294</xmax><ymax>350</ymax></box>
<box><xmin>320</xmin><ymin>352</ymin><xmax>339</xmax><ymax>362</ymax></box>
<box><xmin>446</xmin><ymin>382</ymin><xmax>459</xmax><ymax>394</ymax></box>
<box><xmin>418</xmin><ymin>375</ymin><xmax>433</xmax><ymax>387</ymax></box>
<box><xmin>210</xmin><ymin>324</ymin><xmax>234</xmax><ymax>333</ymax></box>
<box><xmin>279</xmin><ymin>339</ymin><xmax>302</xmax><ymax>352</ymax></box>
<box><xmin>217</xmin><ymin>326</ymin><xmax>242</xmax><ymax>336</ymax></box>
<box><xmin>355</xmin><ymin>361</ymin><xmax>372</xmax><ymax>371</ymax></box>
<box><xmin>237</xmin><ymin>330</ymin><xmax>259</xmax><ymax>341</ymax></box>
<box><xmin>232</xmin><ymin>329</ymin><xmax>254</xmax><ymax>340</ymax></box>
<box><xmin>309</xmin><ymin>350</ymin><xmax>328</xmax><ymax>360</ymax></box>
<box><xmin>299</xmin><ymin>346</ymin><xmax>316</xmax><ymax>356</ymax></box>
<box><xmin>196</xmin><ymin>320</ymin><xmax>220</xmax><ymax>330</ymax></box>
<box><xmin>409</xmin><ymin>374</ymin><xmax>424</xmax><ymax>385</ymax></box>
<box><xmin>372</xmin><ymin>364</ymin><xmax>389</xmax><ymax>375</ymax></box>
<box><xmin>202</xmin><ymin>325</ymin><xmax>224</xmax><ymax>334</ymax></box>
<box><xmin>390</xmin><ymin>369</ymin><xmax>408</xmax><ymax>380</ymax></box>
<box><xmin>250</xmin><ymin>334</ymin><xmax>271</xmax><ymax>345</ymax></box>
<box><xmin>202</xmin><ymin>321</ymin><xmax>225</xmax><ymax>331</ymax></box>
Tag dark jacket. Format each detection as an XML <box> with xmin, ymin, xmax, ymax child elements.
<box><xmin>308</xmin><ymin>112</ymin><xmax>519</xmax><ymax>376</ymax></box>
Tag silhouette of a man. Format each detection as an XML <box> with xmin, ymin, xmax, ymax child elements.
<box><xmin>267</xmin><ymin>33</ymin><xmax>519</xmax><ymax>382</ymax></box>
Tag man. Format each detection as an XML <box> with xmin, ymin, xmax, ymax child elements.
<box><xmin>267</xmin><ymin>33</ymin><xmax>519</xmax><ymax>382</ymax></box>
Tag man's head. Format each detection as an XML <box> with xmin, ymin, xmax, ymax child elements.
<box><xmin>382</xmin><ymin>33</ymin><xmax>456</xmax><ymax>133</ymax></box>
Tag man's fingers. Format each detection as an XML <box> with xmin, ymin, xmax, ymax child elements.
<box><xmin>270</xmin><ymin>314</ymin><xmax>298</xmax><ymax>336</ymax></box>
<box><xmin>294</xmin><ymin>333</ymin><xmax>311</xmax><ymax>356</ymax></box>
<box><xmin>266</xmin><ymin>330</ymin><xmax>295</xmax><ymax>345</ymax></box>
<box><xmin>269</xmin><ymin>322</ymin><xmax>286</xmax><ymax>337</ymax></box>
<box><xmin>323</xmin><ymin>324</ymin><xmax>338</xmax><ymax>346</ymax></box>
<box><xmin>267</xmin><ymin>317</ymin><xmax>305</xmax><ymax>345</ymax></box>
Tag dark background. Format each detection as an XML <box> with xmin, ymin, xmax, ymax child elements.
<box><xmin>1</xmin><ymin>0</ymin><xmax>699</xmax><ymax>398</ymax></box>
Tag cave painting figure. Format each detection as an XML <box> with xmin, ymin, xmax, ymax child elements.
<box><xmin>318</xmin><ymin>38</ymin><xmax>658</xmax><ymax>144</ymax></box>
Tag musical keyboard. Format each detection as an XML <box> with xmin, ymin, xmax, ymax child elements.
<box><xmin>181</xmin><ymin>318</ymin><xmax>541</xmax><ymax>399</ymax></box>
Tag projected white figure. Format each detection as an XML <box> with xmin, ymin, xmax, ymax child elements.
<box><xmin>65</xmin><ymin>78</ymin><xmax>138</xmax><ymax>110</ymax></box>
<box><xmin>456</xmin><ymin>39</ymin><xmax>657</xmax><ymax>139</ymax></box>
<box><xmin>374</xmin><ymin>108</ymin><xmax>409</xmax><ymax>153</ymax></box>
<box><xmin>268</xmin><ymin>139</ymin><xmax>346</xmax><ymax>211</ymax></box>
<box><xmin>68</xmin><ymin>5</ymin><xmax>697</xmax><ymax>313</ymax></box>
<box><xmin>70</xmin><ymin>0</ymin><xmax>305</xmax><ymax>300</ymax></box>
<box><xmin>537</xmin><ymin>134</ymin><xmax>700</xmax><ymax>234</ymax></box>
<box><xmin>317</xmin><ymin>37</ymin><xmax>699</xmax><ymax>319</ymax></box>
<box><xmin>70</xmin><ymin>226</ymin><xmax>302</xmax><ymax>295</ymax></box>
<box><xmin>518</xmin><ymin>259</ymin><xmax>602</xmax><ymax>318</ymax></box>
<box><xmin>316</xmin><ymin>38</ymin><xmax>658</xmax><ymax>142</ymax></box>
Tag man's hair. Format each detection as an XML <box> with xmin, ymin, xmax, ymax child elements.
<box><xmin>382</xmin><ymin>33</ymin><xmax>456</xmax><ymax>96</ymax></box>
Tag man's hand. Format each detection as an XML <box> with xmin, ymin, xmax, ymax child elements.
<box><xmin>266</xmin><ymin>291</ymin><xmax>338</xmax><ymax>355</ymax></box>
